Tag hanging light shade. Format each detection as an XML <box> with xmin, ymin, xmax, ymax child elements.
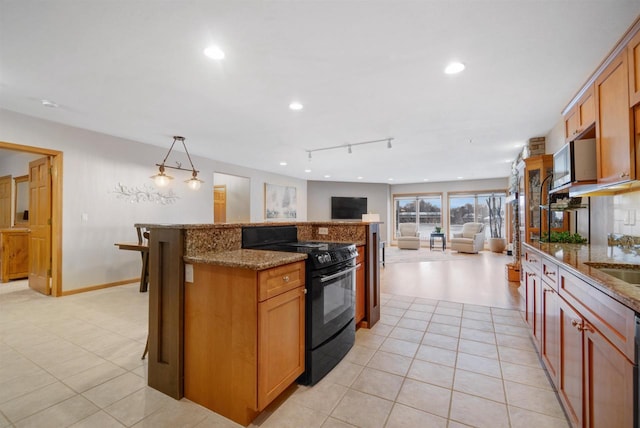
<box><xmin>151</xmin><ymin>136</ymin><xmax>203</xmax><ymax>190</ymax></box>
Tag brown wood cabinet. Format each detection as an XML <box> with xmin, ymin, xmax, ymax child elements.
<box><xmin>628</xmin><ymin>28</ymin><xmax>640</xmax><ymax>107</ymax></box>
<box><xmin>595</xmin><ymin>50</ymin><xmax>635</xmax><ymax>186</ymax></box>
<box><xmin>564</xmin><ymin>85</ymin><xmax>595</xmax><ymax>141</ymax></box>
<box><xmin>522</xmin><ymin>155</ymin><xmax>567</xmax><ymax>242</ymax></box>
<box><xmin>522</xmin><ymin>248</ymin><xmax>542</xmax><ymax>350</ymax></box>
<box><xmin>522</xmin><ymin>244</ymin><xmax>637</xmax><ymax>428</ymax></box>
<box><xmin>0</xmin><ymin>228</ymin><xmax>29</xmax><ymax>282</ymax></box>
<box><xmin>355</xmin><ymin>245</ymin><xmax>365</xmax><ymax>325</ymax></box>
<box><xmin>184</xmin><ymin>260</ymin><xmax>305</xmax><ymax>426</ymax></box>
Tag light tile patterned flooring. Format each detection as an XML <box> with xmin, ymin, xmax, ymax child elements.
<box><xmin>0</xmin><ymin>269</ymin><xmax>569</xmax><ymax>427</ymax></box>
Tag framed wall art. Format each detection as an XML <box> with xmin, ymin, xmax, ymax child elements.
<box><xmin>264</xmin><ymin>183</ymin><xmax>297</xmax><ymax>219</ymax></box>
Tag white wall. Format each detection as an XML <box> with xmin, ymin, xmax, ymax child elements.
<box><xmin>307</xmin><ymin>181</ymin><xmax>390</xmax><ymax>241</ymax></box>
<box><xmin>0</xmin><ymin>108</ymin><xmax>307</xmax><ymax>291</ymax></box>
<box><xmin>213</xmin><ymin>172</ymin><xmax>251</xmax><ymax>223</ymax></box>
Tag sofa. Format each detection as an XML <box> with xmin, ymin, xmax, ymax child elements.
<box><xmin>397</xmin><ymin>223</ymin><xmax>421</xmax><ymax>250</ymax></box>
<box><xmin>450</xmin><ymin>222</ymin><xmax>485</xmax><ymax>253</ymax></box>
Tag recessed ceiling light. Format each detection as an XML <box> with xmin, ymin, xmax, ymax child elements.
<box><xmin>41</xmin><ymin>99</ymin><xmax>58</xmax><ymax>108</ymax></box>
<box><xmin>304</xmin><ymin>169</ymin><xmax>311</xmax><ymax>173</ymax></box>
<box><xmin>388</xmin><ymin>178</ymin><xmax>394</xmax><ymax>181</ymax></box>
<box><xmin>357</xmin><ymin>176</ymin><xmax>363</xmax><ymax>180</ymax></box>
<box><xmin>444</xmin><ymin>62</ymin><xmax>465</xmax><ymax>74</ymax></box>
<box><xmin>279</xmin><ymin>161</ymin><xmax>287</xmax><ymax>166</ymax></box>
<box><xmin>324</xmin><ymin>175</ymin><xmax>331</xmax><ymax>178</ymax></box>
<box><xmin>289</xmin><ymin>102</ymin><xmax>303</xmax><ymax>111</ymax></box>
<box><xmin>204</xmin><ymin>45</ymin><xmax>225</xmax><ymax>60</ymax></box>
<box><xmin>457</xmin><ymin>176</ymin><xmax>464</xmax><ymax>180</ymax></box>
<box><xmin>505</xmin><ymin>160</ymin><xmax>512</xmax><ymax>163</ymax></box>
<box><xmin>423</xmin><ymin>178</ymin><xmax>429</xmax><ymax>182</ymax></box>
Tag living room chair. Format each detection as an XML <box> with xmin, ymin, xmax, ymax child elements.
<box><xmin>450</xmin><ymin>222</ymin><xmax>485</xmax><ymax>253</ymax></box>
<box><xmin>397</xmin><ymin>223</ymin><xmax>421</xmax><ymax>250</ymax></box>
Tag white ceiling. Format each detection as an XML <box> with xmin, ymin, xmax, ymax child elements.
<box><xmin>1</xmin><ymin>1</ymin><xmax>639</xmax><ymax>184</ymax></box>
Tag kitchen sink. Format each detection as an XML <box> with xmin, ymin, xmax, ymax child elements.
<box><xmin>596</xmin><ymin>267</ymin><xmax>640</xmax><ymax>284</ymax></box>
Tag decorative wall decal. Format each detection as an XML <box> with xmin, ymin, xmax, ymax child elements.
<box><xmin>112</xmin><ymin>183</ymin><xmax>179</xmax><ymax>205</ymax></box>
<box><xmin>264</xmin><ymin>183</ymin><xmax>297</xmax><ymax>219</ymax></box>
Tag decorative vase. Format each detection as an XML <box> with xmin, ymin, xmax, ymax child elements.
<box><xmin>488</xmin><ymin>237</ymin><xmax>507</xmax><ymax>253</ymax></box>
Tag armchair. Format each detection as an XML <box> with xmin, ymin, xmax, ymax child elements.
<box><xmin>450</xmin><ymin>222</ymin><xmax>485</xmax><ymax>253</ymax></box>
<box><xmin>397</xmin><ymin>223</ymin><xmax>421</xmax><ymax>250</ymax></box>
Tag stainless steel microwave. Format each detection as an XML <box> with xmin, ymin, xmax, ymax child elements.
<box><xmin>552</xmin><ymin>138</ymin><xmax>597</xmax><ymax>189</ymax></box>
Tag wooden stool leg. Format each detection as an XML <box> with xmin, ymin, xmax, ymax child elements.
<box><xmin>142</xmin><ymin>335</ymin><xmax>149</xmax><ymax>360</ymax></box>
<box><xmin>140</xmin><ymin>251</ymin><xmax>149</xmax><ymax>292</ymax></box>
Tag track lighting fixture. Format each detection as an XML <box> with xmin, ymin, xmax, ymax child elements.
<box><xmin>306</xmin><ymin>137</ymin><xmax>393</xmax><ymax>160</ymax></box>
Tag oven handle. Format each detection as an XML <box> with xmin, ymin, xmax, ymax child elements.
<box><xmin>319</xmin><ymin>263</ymin><xmax>360</xmax><ymax>283</ymax></box>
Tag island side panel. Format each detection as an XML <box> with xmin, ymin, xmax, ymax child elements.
<box><xmin>148</xmin><ymin>227</ymin><xmax>184</xmax><ymax>399</ymax></box>
<box><xmin>365</xmin><ymin>223</ymin><xmax>381</xmax><ymax>328</ymax></box>
<box><xmin>184</xmin><ymin>263</ymin><xmax>260</xmax><ymax>426</ymax></box>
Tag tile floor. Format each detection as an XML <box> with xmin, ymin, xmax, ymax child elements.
<box><xmin>0</xmin><ymin>278</ymin><xmax>569</xmax><ymax>427</ymax></box>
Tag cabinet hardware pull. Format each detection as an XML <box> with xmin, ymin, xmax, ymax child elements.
<box><xmin>546</xmin><ymin>271</ymin><xmax>556</xmax><ymax>276</ymax></box>
<box><xmin>620</xmin><ymin>172</ymin><xmax>630</xmax><ymax>178</ymax></box>
<box><xmin>527</xmin><ymin>272</ymin><xmax>536</xmax><ymax>277</ymax></box>
<box><xmin>571</xmin><ymin>319</ymin><xmax>582</xmax><ymax>329</ymax></box>
<box><xmin>303</xmin><ymin>288</ymin><xmax>307</xmax><ymax>295</ymax></box>
<box><xmin>283</xmin><ymin>275</ymin><xmax>289</xmax><ymax>282</ymax></box>
<box><xmin>577</xmin><ymin>323</ymin><xmax>594</xmax><ymax>333</ymax></box>
<box><xmin>529</xmin><ymin>258</ymin><xmax>537</xmax><ymax>263</ymax></box>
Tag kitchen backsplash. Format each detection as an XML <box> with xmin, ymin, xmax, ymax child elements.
<box><xmin>612</xmin><ymin>192</ymin><xmax>640</xmax><ymax>236</ymax></box>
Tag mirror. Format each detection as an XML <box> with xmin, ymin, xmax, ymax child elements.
<box><xmin>14</xmin><ymin>175</ymin><xmax>28</xmax><ymax>225</ymax></box>
<box><xmin>213</xmin><ymin>172</ymin><xmax>250</xmax><ymax>223</ymax></box>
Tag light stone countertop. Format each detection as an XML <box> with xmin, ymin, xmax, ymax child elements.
<box><xmin>184</xmin><ymin>249</ymin><xmax>307</xmax><ymax>270</ymax></box>
<box><xmin>525</xmin><ymin>242</ymin><xmax>640</xmax><ymax>313</ymax></box>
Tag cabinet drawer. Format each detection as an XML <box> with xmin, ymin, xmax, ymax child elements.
<box><xmin>258</xmin><ymin>261</ymin><xmax>305</xmax><ymax>301</ymax></box>
<box><xmin>523</xmin><ymin>247</ymin><xmax>541</xmax><ymax>274</ymax></box>
<box><xmin>558</xmin><ymin>267</ymin><xmax>636</xmax><ymax>361</ymax></box>
<box><xmin>541</xmin><ymin>257</ymin><xmax>558</xmax><ymax>289</ymax></box>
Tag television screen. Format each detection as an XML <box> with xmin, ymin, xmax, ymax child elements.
<box><xmin>331</xmin><ymin>197</ymin><xmax>367</xmax><ymax>220</ymax></box>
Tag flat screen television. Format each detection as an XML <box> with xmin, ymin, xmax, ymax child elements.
<box><xmin>331</xmin><ymin>197</ymin><xmax>367</xmax><ymax>220</ymax></box>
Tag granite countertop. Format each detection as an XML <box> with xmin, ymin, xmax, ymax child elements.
<box><xmin>184</xmin><ymin>249</ymin><xmax>307</xmax><ymax>270</ymax></box>
<box><xmin>525</xmin><ymin>242</ymin><xmax>640</xmax><ymax>313</ymax></box>
<box><xmin>136</xmin><ymin>221</ymin><xmax>382</xmax><ymax>230</ymax></box>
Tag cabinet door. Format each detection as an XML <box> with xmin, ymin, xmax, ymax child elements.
<box><xmin>584</xmin><ymin>324</ymin><xmax>634</xmax><ymax>428</ymax></box>
<box><xmin>257</xmin><ymin>286</ymin><xmax>305</xmax><ymax>410</ymax></box>
<box><xmin>565</xmin><ymin>108</ymin><xmax>579</xmax><ymax>141</ymax></box>
<box><xmin>579</xmin><ymin>87</ymin><xmax>595</xmax><ymax>132</ymax></box>
<box><xmin>628</xmin><ymin>28</ymin><xmax>640</xmax><ymax>107</ymax></box>
<box><xmin>355</xmin><ymin>246</ymin><xmax>365</xmax><ymax>324</ymax></box>
<box><xmin>524</xmin><ymin>266</ymin><xmax>541</xmax><ymax>350</ymax></box>
<box><xmin>558</xmin><ymin>297</ymin><xmax>583</xmax><ymax>428</ymax></box>
<box><xmin>541</xmin><ymin>283</ymin><xmax>560</xmax><ymax>387</ymax></box>
<box><xmin>596</xmin><ymin>51</ymin><xmax>634</xmax><ymax>186</ymax></box>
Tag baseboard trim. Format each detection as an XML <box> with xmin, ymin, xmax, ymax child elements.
<box><xmin>60</xmin><ymin>278</ymin><xmax>138</xmax><ymax>296</ymax></box>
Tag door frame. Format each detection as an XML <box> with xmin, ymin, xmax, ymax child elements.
<box><xmin>0</xmin><ymin>141</ymin><xmax>62</xmax><ymax>296</ymax></box>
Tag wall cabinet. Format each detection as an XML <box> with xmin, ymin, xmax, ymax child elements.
<box><xmin>522</xmin><ymin>244</ymin><xmax>636</xmax><ymax>428</ymax></box>
<box><xmin>0</xmin><ymin>228</ymin><xmax>29</xmax><ymax>282</ymax></box>
<box><xmin>564</xmin><ymin>85</ymin><xmax>595</xmax><ymax>141</ymax></box>
<box><xmin>355</xmin><ymin>245</ymin><xmax>365</xmax><ymax>325</ymax></box>
<box><xmin>595</xmin><ymin>50</ymin><xmax>635</xmax><ymax>186</ymax></box>
<box><xmin>628</xmin><ymin>28</ymin><xmax>640</xmax><ymax>107</ymax></box>
<box><xmin>184</xmin><ymin>260</ymin><xmax>305</xmax><ymax>426</ymax></box>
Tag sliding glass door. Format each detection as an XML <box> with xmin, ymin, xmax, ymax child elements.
<box><xmin>448</xmin><ymin>192</ymin><xmax>506</xmax><ymax>241</ymax></box>
<box><xmin>394</xmin><ymin>195</ymin><xmax>442</xmax><ymax>242</ymax></box>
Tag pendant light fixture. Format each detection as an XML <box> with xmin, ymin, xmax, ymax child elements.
<box><xmin>151</xmin><ymin>136</ymin><xmax>204</xmax><ymax>190</ymax></box>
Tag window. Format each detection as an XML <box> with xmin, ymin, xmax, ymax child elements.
<box><xmin>394</xmin><ymin>194</ymin><xmax>442</xmax><ymax>241</ymax></box>
<box><xmin>448</xmin><ymin>192</ymin><xmax>506</xmax><ymax>241</ymax></box>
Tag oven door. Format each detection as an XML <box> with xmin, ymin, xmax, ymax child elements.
<box><xmin>309</xmin><ymin>259</ymin><xmax>356</xmax><ymax>349</ymax></box>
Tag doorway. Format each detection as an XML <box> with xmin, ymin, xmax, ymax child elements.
<box><xmin>0</xmin><ymin>141</ymin><xmax>62</xmax><ymax>296</ymax></box>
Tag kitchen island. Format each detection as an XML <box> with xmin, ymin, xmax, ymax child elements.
<box><xmin>140</xmin><ymin>221</ymin><xmax>381</xmax><ymax>424</ymax></box>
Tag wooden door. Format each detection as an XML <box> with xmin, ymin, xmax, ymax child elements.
<box><xmin>213</xmin><ymin>185</ymin><xmax>226</xmax><ymax>223</ymax></box>
<box><xmin>595</xmin><ymin>50</ymin><xmax>634</xmax><ymax>185</ymax></box>
<box><xmin>257</xmin><ymin>286</ymin><xmax>305</xmax><ymax>410</ymax></box>
<box><xmin>0</xmin><ymin>175</ymin><xmax>11</xmax><ymax>228</ymax></box>
<box><xmin>584</xmin><ymin>323</ymin><xmax>634</xmax><ymax>428</ymax></box>
<box><xmin>28</xmin><ymin>157</ymin><xmax>51</xmax><ymax>295</ymax></box>
<box><xmin>558</xmin><ymin>297</ymin><xmax>583</xmax><ymax>428</ymax></box>
<box><xmin>541</xmin><ymin>283</ymin><xmax>560</xmax><ymax>387</ymax></box>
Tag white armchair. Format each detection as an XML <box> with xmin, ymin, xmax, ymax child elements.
<box><xmin>450</xmin><ymin>222</ymin><xmax>485</xmax><ymax>253</ymax></box>
<box><xmin>397</xmin><ymin>223</ymin><xmax>421</xmax><ymax>250</ymax></box>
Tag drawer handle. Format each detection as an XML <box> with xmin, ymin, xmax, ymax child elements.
<box><xmin>283</xmin><ymin>275</ymin><xmax>290</xmax><ymax>282</ymax></box>
<box><xmin>527</xmin><ymin>272</ymin><xmax>536</xmax><ymax>277</ymax></box>
<box><xmin>545</xmin><ymin>271</ymin><xmax>556</xmax><ymax>276</ymax></box>
<box><xmin>571</xmin><ymin>319</ymin><xmax>582</xmax><ymax>330</ymax></box>
<box><xmin>529</xmin><ymin>258</ymin><xmax>537</xmax><ymax>263</ymax></box>
<box><xmin>620</xmin><ymin>172</ymin><xmax>630</xmax><ymax>178</ymax></box>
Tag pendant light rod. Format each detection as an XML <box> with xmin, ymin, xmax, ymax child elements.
<box><xmin>156</xmin><ymin>136</ymin><xmax>199</xmax><ymax>173</ymax></box>
<box><xmin>306</xmin><ymin>137</ymin><xmax>393</xmax><ymax>158</ymax></box>
<box><xmin>152</xmin><ymin>136</ymin><xmax>203</xmax><ymax>190</ymax></box>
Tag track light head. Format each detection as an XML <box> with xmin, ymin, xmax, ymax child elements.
<box><xmin>387</xmin><ymin>139</ymin><xmax>392</xmax><ymax>149</ymax></box>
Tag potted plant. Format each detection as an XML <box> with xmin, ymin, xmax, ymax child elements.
<box><xmin>434</xmin><ymin>225</ymin><xmax>442</xmax><ymax>233</ymax></box>
<box><xmin>486</xmin><ymin>194</ymin><xmax>506</xmax><ymax>253</ymax></box>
